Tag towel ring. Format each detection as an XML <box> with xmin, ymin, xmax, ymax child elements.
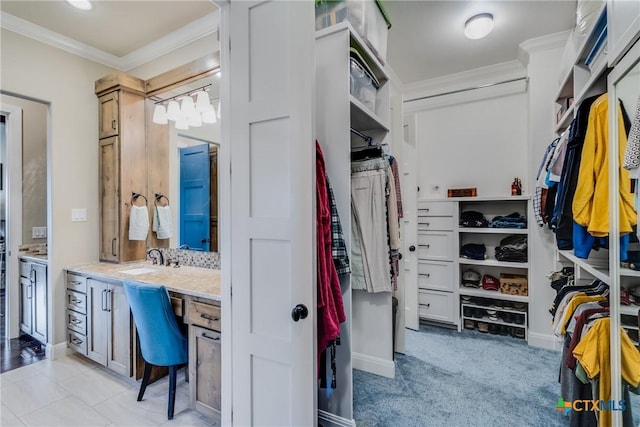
<box><xmin>131</xmin><ymin>192</ymin><xmax>148</xmax><ymax>206</ymax></box>
<box><xmin>154</xmin><ymin>193</ymin><xmax>170</xmax><ymax>207</ymax></box>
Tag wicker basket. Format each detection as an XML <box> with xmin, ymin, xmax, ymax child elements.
<box><xmin>499</xmin><ymin>274</ymin><xmax>528</xmax><ymax>296</ymax></box>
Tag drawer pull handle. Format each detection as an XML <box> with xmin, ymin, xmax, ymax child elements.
<box><xmin>70</xmin><ymin>281</ymin><xmax>82</xmax><ymax>285</ymax></box>
<box><xmin>112</xmin><ymin>119</ymin><xmax>116</xmax><ymax>130</ymax></box>
<box><xmin>71</xmin><ymin>337</ymin><xmax>83</xmax><ymax>345</ymax></box>
<box><xmin>426</xmin><ymin>274</ymin><xmax>431</xmax><ymax>277</ymax></box>
<box><xmin>426</xmin><ymin>245</ymin><xmax>430</xmax><ymax>248</ymax></box>
<box><xmin>201</xmin><ymin>332</ymin><xmax>220</xmax><ymax>341</ymax></box>
<box><xmin>70</xmin><ymin>319</ymin><xmax>82</xmax><ymax>324</ymax></box>
<box><xmin>200</xmin><ymin>313</ymin><xmax>220</xmax><ymax>322</ymax></box>
<box><xmin>71</xmin><ymin>298</ymin><xmax>82</xmax><ymax>304</ymax></box>
<box><xmin>426</xmin><ymin>223</ymin><xmax>430</xmax><ymax>226</ymax></box>
<box><xmin>426</xmin><ymin>304</ymin><xmax>430</xmax><ymax>308</ymax></box>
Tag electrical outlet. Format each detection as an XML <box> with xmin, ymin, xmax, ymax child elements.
<box><xmin>430</xmin><ymin>184</ymin><xmax>441</xmax><ymax>194</ymax></box>
<box><xmin>72</xmin><ymin>208</ymin><xmax>87</xmax><ymax>222</ymax></box>
<box><xmin>32</xmin><ymin>227</ymin><xmax>47</xmax><ymax>239</ymax></box>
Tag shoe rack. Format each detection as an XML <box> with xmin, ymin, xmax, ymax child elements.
<box><xmin>460</xmin><ymin>297</ymin><xmax>527</xmax><ymax>339</ymax></box>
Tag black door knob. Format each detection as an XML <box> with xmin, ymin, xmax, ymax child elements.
<box><xmin>291</xmin><ymin>304</ymin><xmax>309</xmax><ymax>322</ymax></box>
<box><xmin>409</xmin><ymin>245</ymin><xmax>416</xmax><ymax>252</ymax></box>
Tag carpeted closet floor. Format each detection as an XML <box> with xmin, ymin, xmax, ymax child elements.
<box><xmin>353</xmin><ymin>324</ymin><xmax>640</xmax><ymax>427</ymax></box>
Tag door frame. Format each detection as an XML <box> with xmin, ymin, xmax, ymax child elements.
<box><xmin>0</xmin><ymin>102</ymin><xmax>23</xmax><ymax>339</ymax></box>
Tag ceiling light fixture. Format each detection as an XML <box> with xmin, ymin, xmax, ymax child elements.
<box><xmin>464</xmin><ymin>13</ymin><xmax>494</xmax><ymax>40</ymax></box>
<box><xmin>66</xmin><ymin>0</ymin><xmax>93</xmax><ymax>11</ymax></box>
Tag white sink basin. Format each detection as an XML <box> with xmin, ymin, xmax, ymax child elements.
<box><xmin>119</xmin><ymin>267</ymin><xmax>159</xmax><ymax>275</ymax></box>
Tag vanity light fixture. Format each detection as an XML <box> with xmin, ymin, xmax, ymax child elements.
<box><xmin>194</xmin><ymin>91</ymin><xmax>211</xmax><ymax>113</ymax></box>
<box><xmin>166</xmin><ymin>100</ymin><xmax>181</xmax><ymax>122</ymax></box>
<box><xmin>464</xmin><ymin>13</ymin><xmax>494</xmax><ymax>40</ymax></box>
<box><xmin>66</xmin><ymin>0</ymin><xmax>93</xmax><ymax>10</ymax></box>
<box><xmin>202</xmin><ymin>104</ymin><xmax>217</xmax><ymax>124</ymax></box>
<box><xmin>152</xmin><ymin>104</ymin><xmax>168</xmax><ymax>125</ymax></box>
<box><xmin>152</xmin><ymin>84</ymin><xmax>218</xmax><ymax>129</ymax></box>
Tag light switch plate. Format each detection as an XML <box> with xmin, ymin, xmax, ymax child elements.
<box><xmin>32</xmin><ymin>227</ymin><xmax>47</xmax><ymax>239</ymax></box>
<box><xmin>72</xmin><ymin>208</ymin><xmax>87</xmax><ymax>222</ymax></box>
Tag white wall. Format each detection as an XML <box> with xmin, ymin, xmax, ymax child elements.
<box><xmin>1</xmin><ymin>28</ymin><xmax>117</xmax><ymax>345</ymax></box>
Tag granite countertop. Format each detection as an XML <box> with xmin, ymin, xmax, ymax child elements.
<box><xmin>66</xmin><ymin>261</ymin><xmax>221</xmax><ymax>301</ymax></box>
<box><xmin>19</xmin><ymin>254</ymin><xmax>49</xmax><ymax>264</ymax></box>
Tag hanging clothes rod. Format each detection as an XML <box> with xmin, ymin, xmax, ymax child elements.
<box><xmin>350</xmin><ymin>128</ymin><xmax>373</xmax><ymax>146</ymax></box>
<box><xmin>153</xmin><ymin>84</ymin><xmax>216</xmax><ymax>104</ymax></box>
<box><xmin>404</xmin><ymin>76</ymin><xmax>529</xmax><ymax>103</ymax></box>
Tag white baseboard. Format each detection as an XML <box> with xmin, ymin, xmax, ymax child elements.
<box><xmin>47</xmin><ymin>341</ymin><xmax>71</xmax><ymax>360</ymax></box>
<box><xmin>318</xmin><ymin>409</ymin><xmax>356</xmax><ymax>427</ymax></box>
<box><xmin>528</xmin><ymin>332</ymin><xmax>562</xmax><ymax>351</ymax></box>
<box><xmin>352</xmin><ymin>352</ymin><xmax>395</xmax><ymax>378</ymax></box>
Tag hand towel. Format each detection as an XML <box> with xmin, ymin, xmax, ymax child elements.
<box><xmin>153</xmin><ymin>205</ymin><xmax>173</xmax><ymax>240</ymax></box>
<box><xmin>128</xmin><ymin>205</ymin><xmax>149</xmax><ymax>241</ymax></box>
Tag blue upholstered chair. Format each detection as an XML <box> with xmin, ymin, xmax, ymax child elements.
<box><xmin>123</xmin><ymin>280</ymin><xmax>188</xmax><ymax>420</ymax></box>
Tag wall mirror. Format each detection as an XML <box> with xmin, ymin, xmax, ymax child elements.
<box><xmin>145</xmin><ymin>55</ymin><xmax>220</xmax><ymax>253</ymax></box>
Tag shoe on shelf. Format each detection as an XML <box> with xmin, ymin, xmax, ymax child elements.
<box><xmin>464</xmin><ymin>319</ymin><xmax>476</xmax><ymax>330</ymax></box>
<box><xmin>473</xmin><ymin>309</ymin><xmax>484</xmax><ymax>319</ymax></box>
<box><xmin>515</xmin><ymin>314</ymin><xmax>525</xmax><ymax>325</ymax></box>
<box><xmin>503</xmin><ymin>313</ymin><xmax>515</xmax><ymax>323</ymax></box>
<box><xmin>502</xmin><ymin>301</ymin><xmax>513</xmax><ymax>309</ymax></box>
<box><xmin>508</xmin><ymin>326</ymin><xmax>515</xmax><ymax>337</ymax></box>
<box><xmin>494</xmin><ymin>300</ymin><xmax>504</xmax><ymax>308</ymax></box>
<box><xmin>514</xmin><ymin>328</ymin><xmax>525</xmax><ymax>339</ymax></box>
<box><xmin>513</xmin><ymin>302</ymin><xmax>526</xmax><ymax>311</ymax></box>
<box><xmin>498</xmin><ymin>325</ymin><xmax>509</xmax><ymax>336</ymax></box>
<box><xmin>488</xmin><ymin>323</ymin><xmax>499</xmax><ymax>334</ymax></box>
<box><xmin>477</xmin><ymin>322</ymin><xmax>489</xmax><ymax>333</ymax></box>
<box><xmin>463</xmin><ymin>307</ymin><xmax>473</xmax><ymax>317</ymax></box>
<box><xmin>461</xmin><ymin>295</ymin><xmax>472</xmax><ymax>303</ymax></box>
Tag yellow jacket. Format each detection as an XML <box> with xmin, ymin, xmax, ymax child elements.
<box><xmin>573</xmin><ymin>94</ymin><xmax>636</xmax><ymax>237</ymax></box>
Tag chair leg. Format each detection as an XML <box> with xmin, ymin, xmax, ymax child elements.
<box><xmin>137</xmin><ymin>361</ymin><xmax>153</xmax><ymax>402</ymax></box>
<box><xmin>168</xmin><ymin>365</ymin><xmax>177</xmax><ymax>420</ymax></box>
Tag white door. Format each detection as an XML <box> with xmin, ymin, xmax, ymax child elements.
<box><xmin>227</xmin><ymin>1</ymin><xmax>316</xmax><ymax>426</ymax></box>
<box><xmin>402</xmin><ymin>113</ymin><xmax>419</xmax><ymax>330</ymax></box>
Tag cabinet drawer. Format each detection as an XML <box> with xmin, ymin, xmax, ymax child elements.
<box><xmin>418</xmin><ymin>232</ymin><xmax>454</xmax><ymax>260</ymax></box>
<box><xmin>418</xmin><ymin>201</ymin><xmax>453</xmax><ymax>217</ymax></box>
<box><xmin>66</xmin><ymin>290</ymin><xmax>87</xmax><ymax>315</ymax></box>
<box><xmin>418</xmin><ymin>261</ymin><xmax>454</xmax><ymax>292</ymax></box>
<box><xmin>418</xmin><ymin>290</ymin><xmax>455</xmax><ymax>323</ymax></box>
<box><xmin>186</xmin><ymin>301</ymin><xmax>221</xmax><ymax>331</ymax></box>
<box><xmin>20</xmin><ymin>261</ymin><xmax>29</xmax><ymax>278</ymax></box>
<box><xmin>66</xmin><ymin>273</ymin><xmax>87</xmax><ymax>293</ymax></box>
<box><xmin>68</xmin><ymin>329</ymin><xmax>87</xmax><ymax>355</ymax></box>
<box><xmin>66</xmin><ymin>310</ymin><xmax>87</xmax><ymax>335</ymax></box>
<box><xmin>417</xmin><ymin>216</ymin><xmax>453</xmax><ymax>231</ymax></box>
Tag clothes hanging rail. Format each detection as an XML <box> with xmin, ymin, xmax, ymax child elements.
<box><xmin>152</xmin><ymin>84</ymin><xmax>216</xmax><ymax>104</ymax></box>
<box><xmin>404</xmin><ymin>76</ymin><xmax>529</xmax><ymax>103</ymax></box>
<box><xmin>350</xmin><ymin>128</ymin><xmax>373</xmax><ymax>146</ymax></box>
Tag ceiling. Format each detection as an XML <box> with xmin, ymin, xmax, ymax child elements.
<box><xmin>0</xmin><ymin>0</ymin><xmax>577</xmax><ymax>84</ymax></box>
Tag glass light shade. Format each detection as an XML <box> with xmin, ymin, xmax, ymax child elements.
<box><xmin>202</xmin><ymin>103</ymin><xmax>217</xmax><ymax>124</ymax></box>
<box><xmin>152</xmin><ymin>104</ymin><xmax>168</xmax><ymax>125</ymax></box>
<box><xmin>175</xmin><ymin>117</ymin><xmax>189</xmax><ymax>130</ymax></box>
<box><xmin>464</xmin><ymin>13</ymin><xmax>494</xmax><ymax>40</ymax></box>
<box><xmin>66</xmin><ymin>0</ymin><xmax>92</xmax><ymax>10</ymax></box>
<box><xmin>166</xmin><ymin>100</ymin><xmax>181</xmax><ymax>121</ymax></box>
<box><xmin>188</xmin><ymin>110</ymin><xmax>203</xmax><ymax>127</ymax></box>
<box><xmin>180</xmin><ymin>96</ymin><xmax>196</xmax><ymax>117</ymax></box>
<box><xmin>194</xmin><ymin>91</ymin><xmax>211</xmax><ymax>113</ymax></box>
<box><xmin>217</xmin><ymin>101</ymin><xmax>222</xmax><ymax>119</ymax></box>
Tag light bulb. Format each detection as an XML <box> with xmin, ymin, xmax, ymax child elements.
<box><xmin>464</xmin><ymin>13</ymin><xmax>494</xmax><ymax>40</ymax></box>
<box><xmin>166</xmin><ymin>100</ymin><xmax>181</xmax><ymax>121</ymax></box>
<box><xmin>202</xmin><ymin>103</ymin><xmax>217</xmax><ymax>124</ymax></box>
<box><xmin>152</xmin><ymin>104</ymin><xmax>168</xmax><ymax>125</ymax></box>
<box><xmin>194</xmin><ymin>91</ymin><xmax>211</xmax><ymax>113</ymax></box>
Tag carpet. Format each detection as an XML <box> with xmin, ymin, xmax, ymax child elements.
<box><xmin>353</xmin><ymin>324</ymin><xmax>640</xmax><ymax>427</ymax></box>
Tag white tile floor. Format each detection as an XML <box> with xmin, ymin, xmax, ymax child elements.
<box><xmin>0</xmin><ymin>353</ymin><xmax>218</xmax><ymax>427</ymax></box>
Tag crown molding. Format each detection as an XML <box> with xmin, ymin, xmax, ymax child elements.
<box><xmin>518</xmin><ymin>30</ymin><xmax>571</xmax><ymax>66</ymax></box>
<box><xmin>402</xmin><ymin>60</ymin><xmax>527</xmax><ymax>101</ymax></box>
<box><xmin>1</xmin><ymin>11</ymin><xmax>121</xmax><ymax>69</ymax></box>
<box><xmin>0</xmin><ymin>10</ymin><xmax>219</xmax><ymax>72</ymax></box>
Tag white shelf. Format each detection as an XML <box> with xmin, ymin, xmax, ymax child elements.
<box><xmin>554</xmin><ymin>104</ymin><xmax>575</xmax><ymax>134</ymax></box>
<box><xmin>451</xmin><ymin>195</ymin><xmax>531</xmax><ymax>202</ymax></box>
<box><xmin>557</xmin><ymin>250</ymin><xmax>610</xmax><ymax>283</ymax></box>
<box><xmin>621</xmin><ymin>305</ymin><xmax>640</xmax><ymax>316</ymax></box>
<box><xmin>459</xmin><ymin>287</ymin><xmax>529</xmax><ymax>303</ymax></box>
<box><xmin>459</xmin><ymin>228</ymin><xmax>528</xmax><ymax>235</ymax></box>
<box><xmin>350</xmin><ymin>95</ymin><xmax>389</xmax><ymax>131</ymax></box>
<box><xmin>574</xmin><ymin>56</ymin><xmax>610</xmax><ymax>106</ymax></box>
<box><xmin>459</xmin><ymin>258</ymin><xmax>529</xmax><ymax>268</ymax></box>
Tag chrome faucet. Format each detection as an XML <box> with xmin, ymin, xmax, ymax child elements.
<box><xmin>147</xmin><ymin>248</ymin><xmax>164</xmax><ymax>266</ymax></box>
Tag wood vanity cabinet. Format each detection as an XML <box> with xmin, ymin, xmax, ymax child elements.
<box><xmin>186</xmin><ymin>299</ymin><xmax>222</xmax><ymax>417</ymax></box>
<box><xmin>95</xmin><ymin>73</ymin><xmax>147</xmax><ymax>263</ymax></box>
<box><xmin>19</xmin><ymin>259</ymin><xmax>47</xmax><ymax>343</ymax></box>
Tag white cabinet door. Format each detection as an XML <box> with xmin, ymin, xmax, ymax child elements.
<box><xmin>86</xmin><ymin>279</ymin><xmax>108</xmax><ymax>366</ymax></box>
<box><xmin>228</xmin><ymin>1</ymin><xmax>316</xmax><ymax>425</ymax></box>
<box><xmin>31</xmin><ymin>263</ymin><xmax>47</xmax><ymax>343</ymax></box>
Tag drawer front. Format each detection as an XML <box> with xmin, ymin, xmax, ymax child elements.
<box><xmin>186</xmin><ymin>301</ymin><xmax>221</xmax><ymax>331</ymax></box>
<box><xmin>418</xmin><ymin>290</ymin><xmax>455</xmax><ymax>323</ymax></box>
<box><xmin>66</xmin><ymin>310</ymin><xmax>87</xmax><ymax>335</ymax></box>
<box><xmin>417</xmin><ymin>216</ymin><xmax>454</xmax><ymax>231</ymax></box>
<box><xmin>20</xmin><ymin>261</ymin><xmax>30</xmax><ymax>278</ymax></box>
<box><xmin>418</xmin><ymin>232</ymin><xmax>454</xmax><ymax>260</ymax></box>
<box><xmin>418</xmin><ymin>201</ymin><xmax>454</xmax><ymax>217</ymax></box>
<box><xmin>171</xmin><ymin>296</ymin><xmax>184</xmax><ymax>318</ymax></box>
<box><xmin>66</xmin><ymin>290</ymin><xmax>87</xmax><ymax>315</ymax></box>
<box><xmin>68</xmin><ymin>329</ymin><xmax>87</xmax><ymax>355</ymax></box>
<box><xmin>66</xmin><ymin>273</ymin><xmax>87</xmax><ymax>293</ymax></box>
<box><xmin>418</xmin><ymin>261</ymin><xmax>454</xmax><ymax>292</ymax></box>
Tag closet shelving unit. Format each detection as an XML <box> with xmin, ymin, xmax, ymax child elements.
<box><xmin>315</xmin><ymin>20</ymin><xmax>392</xmax><ymax>424</ymax></box>
<box><xmin>553</xmin><ymin>3</ymin><xmax>609</xmax><ymax>134</ymax></box>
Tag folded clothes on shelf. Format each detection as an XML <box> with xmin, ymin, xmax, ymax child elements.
<box><xmin>494</xmin><ymin>235</ymin><xmax>528</xmax><ymax>262</ymax></box>
<box><xmin>460</xmin><ymin>243</ymin><xmax>487</xmax><ymax>260</ymax></box>
<box><xmin>489</xmin><ymin>212</ymin><xmax>527</xmax><ymax>229</ymax></box>
<box><xmin>460</xmin><ymin>211</ymin><xmax>488</xmax><ymax>228</ymax></box>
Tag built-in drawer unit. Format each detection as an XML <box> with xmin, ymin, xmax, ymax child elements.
<box><xmin>67</xmin><ymin>329</ymin><xmax>87</xmax><ymax>355</ymax></box>
<box><xmin>66</xmin><ymin>289</ymin><xmax>87</xmax><ymax>315</ymax></box>
<box><xmin>418</xmin><ymin>290</ymin><xmax>456</xmax><ymax>324</ymax></box>
<box><xmin>417</xmin><ymin>216</ymin><xmax>454</xmax><ymax>231</ymax></box>
<box><xmin>19</xmin><ymin>260</ymin><xmax>29</xmax><ymax>278</ymax></box>
<box><xmin>418</xmin><ymin>232</ymin><xmax>454</xmax><ymax>260</ymax></box>
<box><xmin>66</xmin><ymin>273</ymin><xmax>87</xmax><ymax>293</ymax></box>
<box><xmin>66</xmin><ymin>310</ymin><xmax>87</xmax><ymax>335</ymax></box>
<box><xmin>418</xmin><ymin>201</ymin><xmax>454</xmax><ymax>217</ymax></box>
<box><xmin>186</xmin><ymin>300</ymin><xmax>221</xmax><ymax>332</ymax></box>
<box><xmin>418</xmin><ymin>261</ymin><xmax>454</xmax><ymax>292</ymax></box>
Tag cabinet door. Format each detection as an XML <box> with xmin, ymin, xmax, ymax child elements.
<box><xmin>20</xmin><ymin>276</ymin><xmax>32</xmax><ymax>335</ymax></box>
<box><xmin>98</xmin><ymin>91</ymin><xmax>119</xmax><ymax>139</ymax></box>
<box><xmin>107</xmin><ymin>284</ymin><xmax>131</xmax><ymax>377</ymax></box>
<box><xmin>189</xmin><ymin>325</ymin><xmax>221</xmax><ymax>417</ymax></box>
<box><xmin>87</xmin><ymin>279</ymin><xmax>108</xmax><ymax>366</ymax></box>
<box><xmin>99</xmin><ymin>137</ymin><xmax>120</xmax><ymax>262</ymax></box>
<box><xmin>32</xmin><ymin>263</ymin><xmax>47</xmax><ymax>343</ymax></box>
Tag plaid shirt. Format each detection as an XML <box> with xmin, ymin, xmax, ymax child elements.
<box><xmin>327</xmin><ymin>174</ymin><xmax>350</xmax><ymax>276</ymax></box>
